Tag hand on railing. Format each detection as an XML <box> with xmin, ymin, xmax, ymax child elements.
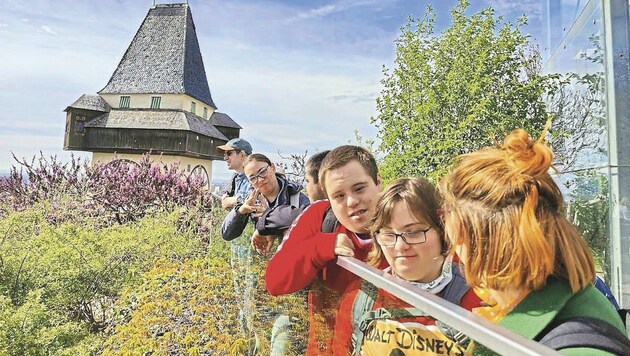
<box><xmin>334</xmin><ymin>233</ymin><xmax>355</xmax><ymax>257</ymax></box>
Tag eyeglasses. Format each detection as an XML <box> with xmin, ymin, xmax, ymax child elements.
<box><xmin>248</xmin><ymin>166</ymin><xmax>270</xmax><ymax>184</ymax></box>
<box><xmin>223</xmin><ymin>150</ymin><xmax>239</xmax><ymax>157</ymax></box>
<box><xmin>375</xmin><ymin>227</ymin><xmax>431</xmax><ymax>247</ymax></box>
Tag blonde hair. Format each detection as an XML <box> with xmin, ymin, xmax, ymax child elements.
<box><xmin>368</xmin><ymin>177</ymin><xmax>446</xmax><ymax>267</ymax></box>
<box><xmin>440</xmin><ymin>129</ymin><xmax>595</xmax><ymax>293</ymax></box>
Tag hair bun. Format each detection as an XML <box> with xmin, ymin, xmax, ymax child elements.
<box><xmin>503</xmin><ymin>129</ymin><xmax>552</xmax><ymax>177</ymax></box>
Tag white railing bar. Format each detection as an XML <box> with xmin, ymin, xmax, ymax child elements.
<box><xmin>337</xmin><ymin>256</ymin><xmax>560</xmax><ymax>356</ymax></box>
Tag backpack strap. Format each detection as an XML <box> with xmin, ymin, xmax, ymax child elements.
<box><xmin>289</xmin><ymin>191</ymin><xmax>300</xmax><ymax>208</ymax></box>
<box><xmin>538</xmin><ymin>316</ymin><xmax>630</xmax><ymax>354</ymax></box>
<box><xmin>594</xmin><ymin>275</ymin><xmax>620</xmax><ymax>310</ymax></box>
<box><xmin>320</xmin><ymin>206</ymin><xmax>338</xmax><ymax>233</ymax></box>
<box><xmin>228</xmin><ymin>173</ymin><xmax>237</xmax><ymax>196</ymax></box>
<box><xmin>440</xmin><ymin>263</ymin><xmax>468</xmax><ymax>305</ymax></box>
<box><xmin>619</xmin><ymin>309</ymin><xmax>629</xmax><ymax>331</ymax></box>
<box><xmin>350</xmin><ymin>281</ymin><xmax>378</xmax><ymax>355</ymax></box>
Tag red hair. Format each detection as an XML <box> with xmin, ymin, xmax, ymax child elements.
<box><xmin>440</xmin><ymin>129</ymin><xmax>595</xmax><ymax>292</ymax></box>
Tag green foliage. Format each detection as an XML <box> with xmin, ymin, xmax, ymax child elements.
<box><xmin>0</xmin><ymin>206</ymin><xmax>204</xmax><ymax>353</ymax></box>
<box><xmin>102</xmin><ymin>230</ymin><xmax>308</xmax><ymax>355</ymax></box>
<box><xmin>0</xmin><ymin>200</ymin><xmax>307</xmax><ymax>355</ymax></box>
<box><xmin>0</xmin><ymin>291</ymin><xmax>100</xmax><ymax>356</ymax></box>
<box><xmin>373</xmin><ymin>0</ymin><xmax>559</xmax><ymax>182</ymax></box>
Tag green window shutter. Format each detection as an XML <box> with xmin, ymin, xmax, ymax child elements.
<box><xmin>150</xmin><ymin>96</ymin><xmax>161</xmax><ymax>109</ymax></box>
<box><xmin>119</xmin><ymin>96</ymin><xmax>130</xmax><ymax>108</ymax></box>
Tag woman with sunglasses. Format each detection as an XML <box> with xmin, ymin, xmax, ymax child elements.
<box><xmin>332</xmin><ymin>177</ymin><xmax>481</xmax><ymax>355</ymax></box>
<box><xmin>221</xmin><ymin>153</ymin><xmax>310</xmax><ymax>255</ymax></box>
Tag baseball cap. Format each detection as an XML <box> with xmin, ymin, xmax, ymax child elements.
<box><xmin>217</xmin><ymin>138</ymin><xmax>253</xmax><ymax>155</ymax></box>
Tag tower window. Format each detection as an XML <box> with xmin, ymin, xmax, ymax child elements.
<box><xmin>203</xmin><ymin>107</ymin><xmax>208</xmax><ymax>118</ymax></box>
<box><xmin>190</xmin><ymin>101</ymin><xmax>196</xmax><ymax>114</ymax></box>
<box><xmin>150</xmin><ymin>96</ymin><xmax>161</xmax><ymax>109</ymax></box>
<box><xmin>119</xmin><ymin>96</ymin><xmax>130</xmax><ymax>108</ymax></box>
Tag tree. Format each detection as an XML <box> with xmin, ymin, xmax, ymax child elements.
<box><xmin>372</xmin><ymin>0</ymin><xmax>560</xmax><ymax>182</ymax></box>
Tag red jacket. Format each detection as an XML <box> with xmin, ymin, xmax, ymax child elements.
<box><xmin>265</xmin><ymin>200</ymin><xmax>378</xmax><ymax>355</ymax></box>
<box><xmin>332</xmin><ymin>275</ymin><xmax>482</xmax><ymax>355</ymax></box>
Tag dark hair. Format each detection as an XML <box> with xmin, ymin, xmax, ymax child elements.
<box><xmin>368</xmin><ymin>177</ymin><xmax>445</xmax><ymax>266</ymax></box>
<box><xmin>245</xmin><ymin>153</ymin><xmax>272</xmax><ymax>166</ymax></box>
<box><xmin>306</xmin><ymin>150</ymin><xmax>331</xmax><ymax>184</ymax></box>
<box><xmin>245</xmin><ymin>153</ymin><xmax>285</xmax><ymax>178</ymax></box>
<box><xmin>318</xmin><ymin>145</ymin><xmax>378</xmax><ymax>194</ymax></box>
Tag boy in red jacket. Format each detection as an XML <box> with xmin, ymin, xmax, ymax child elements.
<box><xmin>265</xmin><ymin>145</ymin><xmax>383</xmax><ymax>355</ymax></box>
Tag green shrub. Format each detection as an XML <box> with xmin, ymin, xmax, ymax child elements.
<box><xmin>0</xmin><ymin>206</ymin><xmax>205</xmax><ymax>353</ymax></box>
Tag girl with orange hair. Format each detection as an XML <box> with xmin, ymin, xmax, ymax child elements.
<box><xmin>440</xmin><ymin>128</ymin><xmax>628</xmax><ymax>354</ymax></box>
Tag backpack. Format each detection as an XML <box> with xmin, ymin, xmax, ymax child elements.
<box><xmin>537</xmin><ymin>316</ymin><xmax>630</xmax><ymax>354</ymax></box>
<box><xmin>321</xmin><ymin>206</ymin><xmax>338</xmax><ymax>233</ymax></box>
<box><xmin>593</xmin><ymin>276</ymin><xmax>628</xmax><ymax>329</ymax></box>
<box><xmin>349</xmin><ymin>264</ymin><xmax>470</xmax><ymax>355</ymax></box>
<box><xmin>289</xmin><ymin>190</ymin><xmax>300</xmax><ymax>208</ymax></box>
<box><xmin>594</xmin><ymin>275</ymin><xmax>620</xmax><ymax>310</ymax></box>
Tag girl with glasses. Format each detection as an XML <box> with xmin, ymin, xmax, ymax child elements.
<box><xmin>221</xmin><ymin>153</ymin><xmax>310</xmax><ymax>255</ymax></box>
<box><xmin>332</xmin><ymin>177</ymin><xmax>481</xmax><ymax>355</ymax></box>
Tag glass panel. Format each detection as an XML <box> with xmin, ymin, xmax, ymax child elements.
<box><xmin>543</xmin><ymin>3</ymin><xmax>613</xmax><ymax>291</ymax></box>
<box><xmin>544</xmin><ymin>2</ymin><xmax>607</xmax><ymax>173</ymax></box>
<box><xmin>558</xmin><ymin>168</ymin><xmax>611</xmax><ymax>278</ymax></box>
<box><xmin>542</xmin><ymin>0</ymin><xmax>592</xmax><ymax>58</ymax></box>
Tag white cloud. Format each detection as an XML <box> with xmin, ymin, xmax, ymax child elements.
<box><xmin>39</xmin><ymin>25</ymin><xmax>58</xmax><ymax>35</ymax></box>
<box><xmin>297</xmin><ymin>4</ymin><xmax>338</xmax><ymax>19</ymax></box>
<box><xmin>294</xmin><ymin>0</ymin><xmax>382</xmax><ymax>20</ymax></box>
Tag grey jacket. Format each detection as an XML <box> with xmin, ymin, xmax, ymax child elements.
<box><xmin>221</xmin><ymin>175</ymin><xmax>310</xmax><ymax>241</ymax></box>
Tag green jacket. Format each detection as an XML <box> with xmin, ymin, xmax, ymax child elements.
<box><xmin>474</xmin><ymin>278</ymin><xmax>625</xmax><ymax>355</ymax></box>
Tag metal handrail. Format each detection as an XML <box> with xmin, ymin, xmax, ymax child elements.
<box><xmin>337</xmin><ymin>256</ymin><xmax>560</xmax><ymax>356</ymax></box>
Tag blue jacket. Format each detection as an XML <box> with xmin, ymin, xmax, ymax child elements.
<box><xmin>221</xmin><ymin>174</ymin><xmax>310</xmax><ymax>241</ymax></box>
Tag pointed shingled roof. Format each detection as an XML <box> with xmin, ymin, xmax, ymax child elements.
<box><xmin>64</xmin><ymin>94</ymin><xmax>111</xmax><ymax>113</ymax></box>
<box><xmin>210</xmin><ymin>111</ymin><xmax>241</xmax><ymax>129</ymax></box>
<box><xmin>98</xmin><ymin>3</ymin><xmax>216</xmax><ymax>109</ymax></box>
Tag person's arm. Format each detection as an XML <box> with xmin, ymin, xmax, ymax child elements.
<box><xmin>265</xmin><ymin>203</ymin><xmax>339</xmax><ymax>295</ymax></box>
<box><xmin>220</xmin><ymin>203</ymin><xmax>250</xmax><ymax>241</ymax></box>
<box><xmin>221</xmin><ymin>195</ymin><xmax>238</xmax><ymax>210</ymax></box>
<box><xmin>255</xmin><ymin>193</ymin><xmax>310</xmax><ymax>236</ymax></box>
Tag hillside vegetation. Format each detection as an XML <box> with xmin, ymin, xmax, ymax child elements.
<box><xmin>0</xmin><ymin>153</ymin><xmax>307</xmax><ymax>355</ymax></box>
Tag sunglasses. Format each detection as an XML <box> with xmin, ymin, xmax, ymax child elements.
<box><xmin>223</xmin><ymin>150</ymin><xmax>240</xmax><ymax>157</ymax></box>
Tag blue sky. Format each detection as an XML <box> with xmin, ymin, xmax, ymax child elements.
<box><xmin>0</xmin><ymin>0</ymin><xmax>542</xmax><ymax>181</ymax></box>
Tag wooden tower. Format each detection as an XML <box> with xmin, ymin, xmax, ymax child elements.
<box><xmin>63</xmin><ymin>3</ymin><xmax>240</xmax><ymax>184</ymax></box>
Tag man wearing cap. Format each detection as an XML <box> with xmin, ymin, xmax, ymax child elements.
<box><xmin>217</xmin><ymin>138</ymin><xmax>253</xmax><ymax>211</ymax></box>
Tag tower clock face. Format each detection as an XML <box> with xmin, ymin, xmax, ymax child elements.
<box><xmin>75</xmin><ymin>115</ymin><xmax>86</xmax><ymax>135</ymax></box>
